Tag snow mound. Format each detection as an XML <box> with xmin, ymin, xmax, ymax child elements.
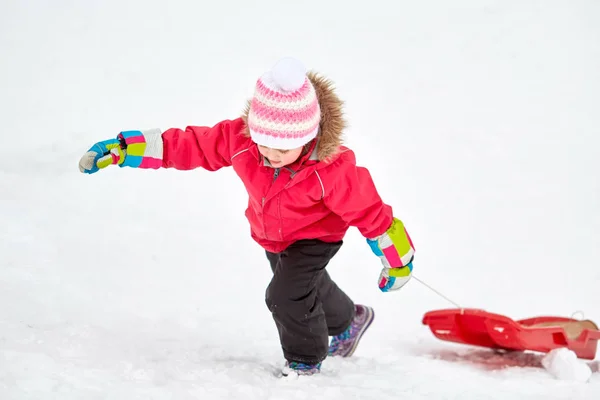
<box><xmin>541</xmin><ymin>348</ymin><xmax>592</xmax><ymax>383</ymax></box>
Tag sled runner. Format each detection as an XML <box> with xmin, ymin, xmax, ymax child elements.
<box><xmin>422</xmin><ymin>308</ymin><xmax>600</xmax><ymax>360</ymax></box>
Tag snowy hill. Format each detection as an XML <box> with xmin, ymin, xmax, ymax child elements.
<box><xmin>1</xmin><ymin>0</ymin><xmax>599</xmax><ymax>398</ymax></box>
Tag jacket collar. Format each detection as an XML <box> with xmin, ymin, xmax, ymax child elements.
<box><xmin>258</xmin><ymin>138</ymin><xmax>320</xmax><ymax>171</ymax></box>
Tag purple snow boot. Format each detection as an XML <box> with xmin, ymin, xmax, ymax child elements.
<box><xmin>328</xmin><ymin>304</ymin><xmax>375</xmax><ymax>357</ymax></box>
<box><xmin>281</xmin><ymin>361</ymin><xmax>322</xmax><ymax>377</ymax></box>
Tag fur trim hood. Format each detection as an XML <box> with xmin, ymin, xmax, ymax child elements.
<box><xmin>241</xmin><ymin>71</ymin><xmax>347</xmax><ymax>162</ymax></box>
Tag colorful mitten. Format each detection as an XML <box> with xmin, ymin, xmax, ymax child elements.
<box><xmin>78</xmin><ymin>138</ymin><xmax>126</xmax><ymax>174</ymax></box>
<box><xmin>78</xmin><ymin>129</ymin><xmax>163</xmax><ymax>174</ymax></box>
<box><xmin>367</xmin><ymin>217</ymin><xmax>415</xmax><ymax>292</ymax></box>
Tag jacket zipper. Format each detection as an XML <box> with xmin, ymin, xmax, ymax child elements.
<box><xmin>262</xmin><ymin>196</ymin><xmax>266</xmax><ymax>239</ymax></box>
<box><xmin>263</xmin><ymin>168</ymin><xmax>281</xmax><ymax>239</ymax></box>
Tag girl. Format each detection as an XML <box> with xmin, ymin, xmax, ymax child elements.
<box><xmin>78</xmin><ymin>57</ymin><xmax>415</xmax><ymax>377</ymax></box>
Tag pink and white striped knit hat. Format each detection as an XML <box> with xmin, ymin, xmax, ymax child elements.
<box><xmin>247</xmin><ymin>57</ymin><xmax>321</xmax><ymax>150</ymax></box>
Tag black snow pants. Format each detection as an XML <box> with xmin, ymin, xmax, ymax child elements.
<box><xmin>265</xmin><ymin>239</ymin><xmax>355</xmax><ymax>365</ymax></box>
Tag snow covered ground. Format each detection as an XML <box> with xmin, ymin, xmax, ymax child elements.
<box><xmin>1</xmin><ymin>0</ymin><xmax>599</xmax><ymax>398</ymax></box>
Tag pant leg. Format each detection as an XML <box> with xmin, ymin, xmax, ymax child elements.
<box><xmin>266</xmin><ymin>241</ymin><xmax>355</xmax><ymax>336</ymax></box>
<box><xmin>316</xmin><ymin>269</ymin><xmax>355</xmax><ymax>336</ymax></box>
<box><xmin>265</xmin><ymin>239</ymin><xmax>354</xmax><ymax>364</ymax></box>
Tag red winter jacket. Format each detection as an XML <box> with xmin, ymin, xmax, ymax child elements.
<box><xmin>159</xmin><ymin>117</ymin><xmax>393</xmax><ymax>253</ymax></box>
<box><xmin>155</xmin><ymin>74</ymin><xmax>393</xmax><ymax>253</ymax></box>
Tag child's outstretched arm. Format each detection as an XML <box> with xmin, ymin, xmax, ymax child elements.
<box><xmin>323</xmin><ymin>154</ymin><xmax>415</xmax><ymax>293</ymax></box>
<box><xmin>79</xmin><ymin>118</ymin><xmax>247</xmax><ymax>174</ymax></box>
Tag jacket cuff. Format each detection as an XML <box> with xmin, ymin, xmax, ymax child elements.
<box><xmin>118</xmin><ymin>129</ymin><xmax>163</xmax><ymax>169</ymax></box>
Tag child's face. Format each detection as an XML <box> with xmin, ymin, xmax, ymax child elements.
<box><xmin>257</xmin><ymin>145</ymin><xmax>303</xmax><ymax>168</ymax></box>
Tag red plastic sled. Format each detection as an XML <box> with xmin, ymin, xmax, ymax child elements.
<box><xmin>422</xmin><ymin>308</ymin><xmax>600</xmax><ymax>360</ymax></box>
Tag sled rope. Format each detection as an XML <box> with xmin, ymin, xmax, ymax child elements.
<box><xmin>570</xmin><ymin>310</ymin><xmax>585</xmax><ymax>320</ymax></box>
<box><xmin>413</xmin><ymin>276</ymin><xmax>588</xmax><ymax>322</ymax></box>
<box><xmin>413</xmin><ymin>275</ymin><xmax>464</xmax><ymax>312</ymax></box>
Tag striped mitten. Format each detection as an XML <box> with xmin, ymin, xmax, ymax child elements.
<box><xmin>367</xmin><ymin>218</ymin><xmax>415</xmax><ymax>292</ymax></box>
<box><xmin>78</xmin><ymin>138</ymin><xmax>126</xmax><ymax>174</ymax></box>
<box><xmin>78</xmin><ymin>129</ymin><xmax>163</xmax><ymax>174</ymax></box>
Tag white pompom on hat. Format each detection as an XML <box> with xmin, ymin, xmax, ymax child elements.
<box><xmin>270</xmin><ymin>57</ymin><xmax>307</xmax><ymax>92</ymax></box>
<box><xmin>247</xmin><ymin>57</ymin><xmax>321</xmax><ymax>150</ymax></box>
